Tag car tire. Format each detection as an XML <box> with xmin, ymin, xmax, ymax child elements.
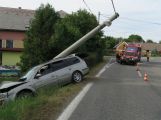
<box><xmin>72</xmin><ymin>71</ymin><xmax>83</xmax><ymax>83</ymax></box>
<box><xmin>17</xmin><ymin>90</ymin><xmax>34</xmax><ymax>99</ymax></box>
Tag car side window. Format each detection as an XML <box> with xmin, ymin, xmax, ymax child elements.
<box><xmin>51</xmin><ymin>60</ymin><xmax>66</xmax><ymax>72</ymax></box>
<box><xmin>65</xmin><ymin>57</ymin><xmax>80</xmax><ymax>67</ymax></box>
<box><xmin>38</xmin><ymin>64</ymin><xmax>52</xmax><ymax>76</ymax></box>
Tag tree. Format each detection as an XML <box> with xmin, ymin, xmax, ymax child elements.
<box><xmin>102</xmin><ymin>36</ymin><xmax>117</xmax><ymax>49</ymax></box>
<box><xmin>52</xmin><ymin>10</ymin><xmax>105</xmax><ymax>64</ymax></box>
<box><xmin>20</xmin><ymin>4</ymin><xmax>60</xmax><ymax>71</ymax></box>
<box><xmin>159</xmin><ymin>40</ymin><xmax>161</xmax><ymax>44</ymax></box>
<box><xmin>146</xmin><ymin>39</ymin><xmax>154</xmax><ymax>43</ymax></box>
<box><xmin>21</xmin><ymin>8</ymin><xmax>106</xmax><ymax>71</ymax></box>
<box><xmin>126</xmin><ymin>34</ymin><xmax>144</xmax><ymax>43</ymax></box>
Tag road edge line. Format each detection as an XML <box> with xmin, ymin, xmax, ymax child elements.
<box><xmin>56</xmin><ymin>82</ymin><xmax>93</xmax><ymax>120</ymax></box>
<box><xmin>95</xmin><ymin>58</ymin><xmax>115</xmax><ymax>77</ymax></box>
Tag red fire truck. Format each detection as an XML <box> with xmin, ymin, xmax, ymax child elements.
<box><xmin>120</xmin><ymin>44</ymin><xmax>142</xmax><ymax>65</ymax></box>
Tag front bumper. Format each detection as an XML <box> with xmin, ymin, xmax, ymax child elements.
<box><xmin>122</xmin><ymin>58</ymin><xmax>138</xmax><ymax>62</ymax></box>
<box><xmin>0</xmin><ymin>93</ymin><xmax>8</xmax><ymax>105</ymax></box>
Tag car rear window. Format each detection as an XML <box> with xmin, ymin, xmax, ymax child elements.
<box><xmin>65</xmin><ymin>57</ymin><xmax>80</xmax><ymax>67</ymax></box>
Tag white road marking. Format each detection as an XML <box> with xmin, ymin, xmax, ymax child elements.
<box><xmin>95</xmin><ymin>67</ymin><xmax>106</xmax><ymax>77</ymax></box>
<box><xmin>57</xmin><ymin>58</ymin><xmax>115</xmax><ymax>120</ymax></box>
<box><xmin>137</xmin><ymin>71</ymin><xmax>142</xmax><ymax>77</ymax></box>
<box><xmin>56</xmin><ymin>83</ymin><xmax>93</xmax><ymax>120</ymax></box>
<box><xmin>96</xmin><ymin>58</ymin><xmax>116</xmax><ymax>78</ymax></box>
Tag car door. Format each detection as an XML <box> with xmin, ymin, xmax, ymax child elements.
<box><xmin>51</xmin><ymin>60</ymin><xmax>71</xmax><ymax>85</ymax></box>
<box><xmin>33</xmin><ymin>64</ymin><xmax>58</xmax><ymax>89</ymax></box>
<box><xmin>63</xmin><ymin>57</ymin><xmax>81</xmax><ymax>82</ymax></box>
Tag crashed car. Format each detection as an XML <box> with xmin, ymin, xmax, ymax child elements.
<box><xmin>0</xmin><ymin>55</ymin><xmax>89</xmax><ymax>104</ymax></box>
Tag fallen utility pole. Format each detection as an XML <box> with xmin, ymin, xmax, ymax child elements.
<box><xmin>54</xmin><ymin>13</ymin><xmax>119</xmax><ymax>59</ymax></box>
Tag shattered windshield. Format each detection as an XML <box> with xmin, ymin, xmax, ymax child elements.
<box><xmin>19</xmin><ymin>66</ymin><xmax>39</xmax><ymax>81</ymax></box>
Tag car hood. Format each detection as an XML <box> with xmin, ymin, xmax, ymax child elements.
<box><xmin>0</xmin><ymin>81</ymin><xmax>25</xmax><ymax>91</ymax></box>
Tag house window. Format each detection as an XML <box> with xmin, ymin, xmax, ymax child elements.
<box><xmin>6</xmin><ymin>40</ymin><xmax>13</xmax><ymax>48</ymax></box>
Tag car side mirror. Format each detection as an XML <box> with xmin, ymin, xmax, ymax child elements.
<box><xmin>35</xmin><ymin>74</ymin><xmax>42</xmax><ymax>79</ymax></box>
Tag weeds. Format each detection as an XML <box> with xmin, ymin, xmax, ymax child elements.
<box><xmin>0</xmin><ymin>84</ymin><xmax>83</xmax><ymax>120</ymax></box>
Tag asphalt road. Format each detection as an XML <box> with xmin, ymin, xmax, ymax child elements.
<box><xmin>62</xmin><ymin>57</ymin><xmax>161</xmax><ymax>120</ymax></box>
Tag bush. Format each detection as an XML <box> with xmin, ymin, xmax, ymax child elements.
<box><xmin>151</xmin><ymin>49</ymin><xmax>161</xmax><ymax>57</ymax></box>
<box><xmin>84</xmin><ymin>52</ymin><xmax>103</xmax><ymax>68</ymax></box>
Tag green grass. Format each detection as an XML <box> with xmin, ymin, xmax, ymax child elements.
<box><xmin>0</xmin><ymin>60</ymin><xmax>108</xmax><ymax>120</ymax></box>
<box><xmin>0</xmin><ymin>83</ymin><xmax>84</xmax><ymax>120</ymax></box>
<box><xmin>0</xmin><ymin>77</ymin><xmax>18</xmax><ymax>82</ymax></box>
<box><xmin>0</xmin><ymin>98</ymin><xmax>38</xmax><ymax>120</ymax></box>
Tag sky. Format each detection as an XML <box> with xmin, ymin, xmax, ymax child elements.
<box><xmin>0</xmin><ymin>0</ymin><xmax>161</xmax><ymax>42</ymax></box>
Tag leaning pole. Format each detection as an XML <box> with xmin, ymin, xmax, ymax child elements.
<box><xmin>54</xmin><ymin>13</ymin><xmax>119</xmax><ymax>59</ymax></box>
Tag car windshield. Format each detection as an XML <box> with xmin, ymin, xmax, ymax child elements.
<box><xmin>19</xmin><ymin>66</ymin><xmax>39</xmax><ymax>81</ymax></box>
<box><xmin>126</xmin><ymin>47</ymin><xmax>137</xmax><ymax>51</ymax></box>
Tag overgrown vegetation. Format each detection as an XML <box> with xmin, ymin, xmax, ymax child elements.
<box><xmin>0</xmin><ymin>84</ymin><xmax>83</xmax><ymax>120</ymax></box>
<box><xmin>151</xmin><ymin>49</ymin><xmax>161</xmax><ymax>57</ymax></box>
<box><xmin>20</xmin><ymin>4</ymin><xmax>60</xmax><ymax>72</ymax></box>
<box><xmin>0</xmin><ymin>77</ymin><xmax>18</xmax><ymax>82</ymax></box>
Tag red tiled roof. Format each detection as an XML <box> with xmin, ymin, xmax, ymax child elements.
<box><xmin>141</xmin><ymin>43</ymin><xmax>161</xmax><ymax>51</ymax></box>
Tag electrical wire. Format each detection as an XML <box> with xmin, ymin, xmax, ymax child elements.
<box><xmin>82</xmin><ymin>0</ymin><xmax>93</xmax><ymax>13</ymax></box>
<box><xmin>100</xmin><ymin>14</ymin><xmax>110</xmax><ymax>19</ymax></box>
<box><xmin>100</xmin><ymin>13</ymin><xmax>161</xmax><ymax>26</ymax></box>
<box><xmin>110</xmin><ymin>0</ymin><xmax>116</xmax><ymax>13</ymax></box>
<box><xmin>121</xmin><ymin>17</ymin><xmax>161</xmax><ymax>26</ymax></box>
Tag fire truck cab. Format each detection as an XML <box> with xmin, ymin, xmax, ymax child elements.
<box><xmin>120</xmin><ymin>44</ymin><xmax>141</xmax><ymax>65</ymax></box>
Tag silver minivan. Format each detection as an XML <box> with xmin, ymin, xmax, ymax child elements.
<box><xmin>0</xmin><ymin>55</ymin><xmax>89</xmax><ymax>104</ymax></box>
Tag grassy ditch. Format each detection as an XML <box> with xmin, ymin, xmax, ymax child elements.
<box><xmin>0</xmin><ymin>84</ymin><xmax>84</xmax><ymax>120</ymax></box>
<box><xmin>0</xmin><ymin>77</ymin><xmax>18</xmax><ymax>82</ymax></box>
<box><xmin>0</xmin><ymin>60</ymin><xmax>108</xmax><ymax>120</ymax></box>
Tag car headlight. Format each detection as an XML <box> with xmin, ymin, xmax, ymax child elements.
<box><xmin>0</xmin><ymin>93</ymin><xmax>7</xmax><ymax>99</ymax></box>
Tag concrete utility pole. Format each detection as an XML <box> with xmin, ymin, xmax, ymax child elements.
<box><xmin>98</xmin><ymin>11</ymin><xmax>101</xmax><ymax>23</ymax></box>
<box><xmin>54</xmin><ymin>13</ymin><xmax>119</xmax><ymax>59</ymax></box>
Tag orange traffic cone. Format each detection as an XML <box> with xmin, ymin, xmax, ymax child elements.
<box><xmin>144</xmin><ymin>73</ymin><xmax>148</xmax><ymax>81</ymax></box>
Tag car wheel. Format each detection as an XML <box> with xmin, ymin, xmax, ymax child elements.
<box><xmin>17</xmin><ymin>91</ymin><xmax>34</xmax><ymax>99</ymax></box>
<box><xmin>72</xmin><ymin>71</ymin><xmax>83</xmax><ymax>83</ymax></box>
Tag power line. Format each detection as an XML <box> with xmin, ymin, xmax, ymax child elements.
<box><xmin>100</xmin><ymin>14</ymin><xmax>110</xmax><ymax>19</ymax></box>
<box><xmin>120</xmin><ymin>17</ymin><xmax>161</xmax><ymax>26</ymax></box>
<box><xmin>100</xmin><ymin>13</ymin><xmax>161</xmax><ymax>26</ymax></box>
<box><xmin>82</xmin><ymin>0</ymin><xmax>93</xmax><ymax>13</ymax></box>
<box><xmin>110</xmin><ymin>0</ymin><xmax>116</xmax><ymax>13</ymax></box>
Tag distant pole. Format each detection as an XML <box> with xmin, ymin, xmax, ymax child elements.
<box><xmin>98</xmin><ymin>12</ymin><xmax>100</xmax><ymax>23</ymax></box>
